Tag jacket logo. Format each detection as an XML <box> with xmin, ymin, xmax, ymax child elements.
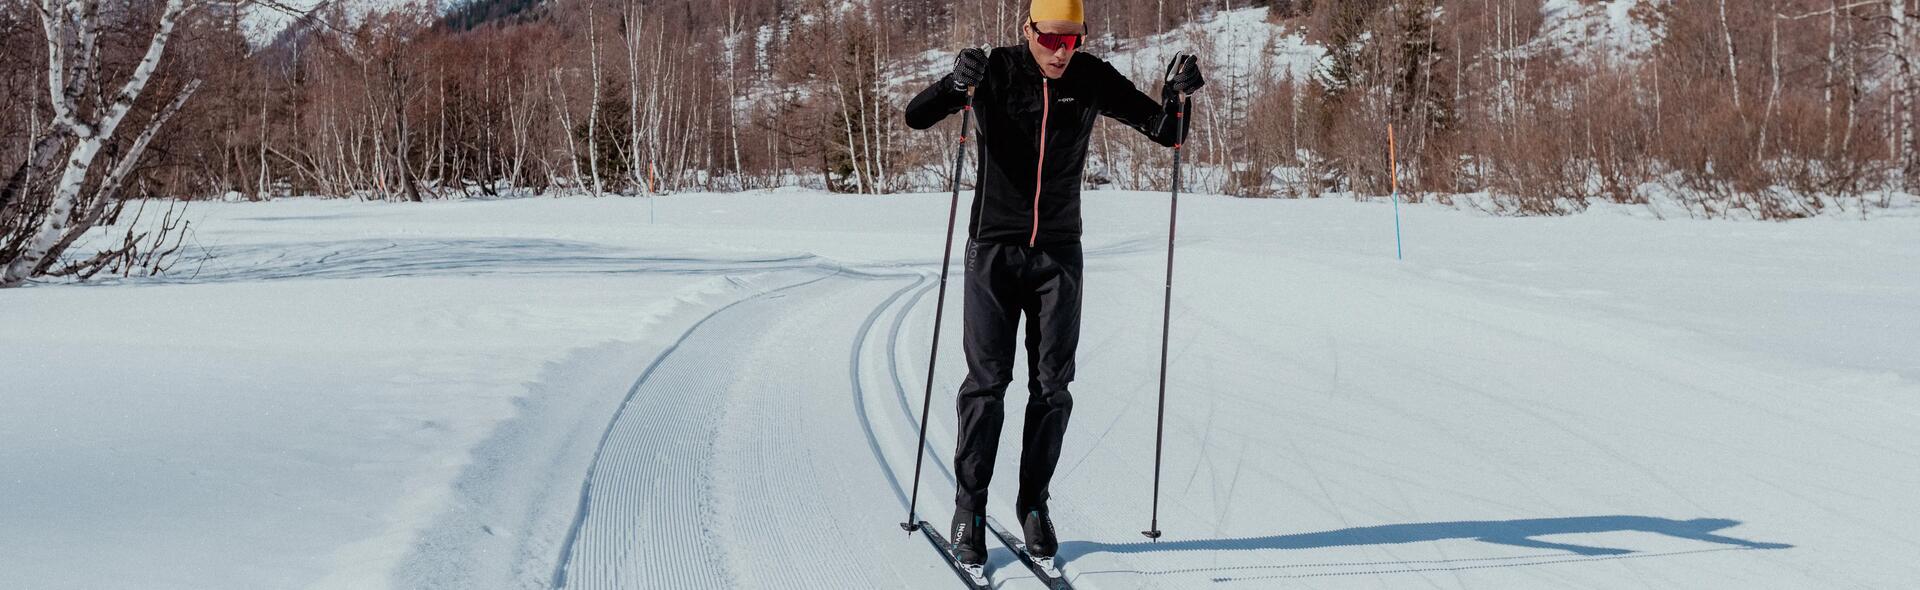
<box><xmin>1056</xmin><ymin>97</ymin><xmax>1076</xmax><ymax>104</ymax></box>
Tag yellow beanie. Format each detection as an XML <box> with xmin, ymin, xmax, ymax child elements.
<box><xmin>1030</xmin><ymin>0</ymin><xmax>1085</xmax><ymax>24</ymax></box>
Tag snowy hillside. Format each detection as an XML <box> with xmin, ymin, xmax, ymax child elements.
<box><xmin>242</xmin><ymin>0</ymin><xmax>445</xmax><ymax>46</ymax></box>
<box><xmin>1535</xmin><ymin>0</ymin><xmax>1663</xmax><ymax>64</ymax></box>
<box><xmin>3</xmin><ymin>191</ymin><xmax>1918</xmax><ymax>589</ymax></box>
<box><xmin>1103</xmin><ymin>7</ymin><xmax>1324</xmax><ymax>85</ymax></box>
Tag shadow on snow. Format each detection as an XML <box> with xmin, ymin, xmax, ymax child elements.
<box><xmin>1057</xmin><ymin>515</ymin><xmax>1791</xmax><ymax>570</ymax></box>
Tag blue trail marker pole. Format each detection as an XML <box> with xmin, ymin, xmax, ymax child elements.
<box><xmin>1390</xmin><ymin>124</ymin><xmax>1403</xmax><ymax>261</ymax></box>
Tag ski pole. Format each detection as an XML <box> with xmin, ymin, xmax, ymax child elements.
<box><xmin>901</xmin><ymin>87</ymin><xmax>975</xmax><ymax>534</ymax></box>
<box><xmin>1144</xmin><ymin>91</ymin><xmax>1192</xmax><ymax>541</ymax></box>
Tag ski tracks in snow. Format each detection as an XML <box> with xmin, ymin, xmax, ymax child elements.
<box><xmin>547</xmin><ymin>271</ymin><xmax>834</xmax><ymax>589</ymax></box>
<box><xmin>545</xmin><ymin>263</ymin><xmax>1066</xmax><ymax>590</ymax></box>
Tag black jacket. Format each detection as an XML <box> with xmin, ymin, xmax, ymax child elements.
<box><xmin>906</xmin><ymin>45</ymin><xmax>1179</xmax><ymax>247</ymax></box>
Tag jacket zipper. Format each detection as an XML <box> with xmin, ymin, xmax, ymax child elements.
<box><xmin>1031</xmin><ymin>79</ymin><xmax>1049</xmax><ymax>247</ymax></box>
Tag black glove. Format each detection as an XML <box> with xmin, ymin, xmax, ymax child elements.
<box><xmin>1161</xmin><ymin>54</ymin><xmax>1205</xmax><ymax>100</ymax></box>
<box><xmin>950</xmin><ymin>48</ymin><xmax>988</xmax><ymax>91</ymax></box>
<box><xmin>1153</xmin><ymin>55</ymin><xmax>1202</xmax><ymax>146</ymax></box>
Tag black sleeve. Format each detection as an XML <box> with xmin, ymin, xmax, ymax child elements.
<box><xmin>904</xmin><ymin>75</ymin><xmax>967</xmax><ymax>130</ymax></box>
<box><xmin>1092</xmin><ymin>61</ymin><xmax>1180</xmax><ymax>148</ymax></box>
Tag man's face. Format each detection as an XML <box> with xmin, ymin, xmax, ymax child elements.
<box><xmin>1025</xmin><ymin>21</ymin><xmax>1084</xmax><ymax>80</ymax></box>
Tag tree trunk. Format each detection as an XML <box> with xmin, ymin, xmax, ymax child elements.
<box><xmin>4</xmin><ymin>0</ymin><xmax>193</xmax><ymax>287</ymax></box>
<box><xmin>34</xmin><ymin>81</ymin><xmax>202</xmax><ymax>277</ymax></box>
<box><xmin>1895</xmin><ymin>0</ymin><xmax>1914</xmax><ymax>192</ymax></box>
<box><xmin>550</xmin><ymin>69</ymin><xmax>586</xmax><ymax>193</ymax></box>
<box><xmin>586</xmin><ymin>3</ymin><xmax>605</xmax><ymax>197</ymax></box>
<box><xmin>258</xmin><ymin>82</ymin><xmax>272</xmax><ymax>200</ymax></box>
<box><xmin>727</xmin><ymin>1</ymin><xmax>745</xmax><ymax>189</ymax></box>
<box><xmin>1758</xmin><ymin>14</ymin><xmax>1781</xmax><ymax>161</ymax></box>
<box><xmin>1719</xmin><ymin>0</ymin><xmax>1743</xmax><ymax>112</ymax></box>
<box><xmin>1824</xmin><ymin>0</ymin><xmax>1840</xmax><ymax>157</ymax></box>
<box><xmin>626</xmin><ymin>0</ymin><xmax>646</xmax><ymax>192</ymax></box>
<box><xmin>0</xmin><ymin>130</ymin><xmax>70</xmax><ymax>221</ymax></box>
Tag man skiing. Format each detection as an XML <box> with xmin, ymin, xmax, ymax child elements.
<box><xmin>903</xmin><ymin>0</ymin><xmax>1206</xmax><ymax>574</ymax></box>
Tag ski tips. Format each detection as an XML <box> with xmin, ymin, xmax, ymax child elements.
<box><xmin>1141</xmin><ymin>529</ymin><xmax>1162</xmax><ymax>540</ymax></box>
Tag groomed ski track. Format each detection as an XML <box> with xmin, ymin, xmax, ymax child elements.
<box><xmin>538</xmin><ymin>235</ymin><xmax>1841</xmax><ymax>589</ymax></box>
<box><xmin>547</xmin><ymin>263</ymin><xmax>1064</xmax><ymax>589</ymax></box>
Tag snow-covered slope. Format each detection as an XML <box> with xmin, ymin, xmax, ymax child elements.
<box><xmin>1104</xmin><ymin>6</ymin><xmax>1323</xmax><ymax>85</ymax></box>
<box><xmin>2</xmin><ymin>191</ymin><xmax>1917</xmax><ymax>589</ymax></box>
<box><xmin>243</xmin><ymin>0</ymin><xmax>445</xmax><ymax>47</ymax></box>
<box><xmin>1536</xmin><ymin>0</ymin><xmax>1663</xmax><ymax>65</ymax></box>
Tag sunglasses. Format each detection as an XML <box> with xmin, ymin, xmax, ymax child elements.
<box><xmin>1029</xmin><ymin>22</ymin><xmax>1084</xmax><ymax>52</ymax></box>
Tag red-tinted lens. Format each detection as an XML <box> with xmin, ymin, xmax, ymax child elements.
<box><xmin>1037</xmin><ymin>32</ymin><xmax>1080</xmax><ymax>52</ymax></box>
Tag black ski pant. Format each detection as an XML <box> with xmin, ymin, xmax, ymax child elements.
<box><xmin>953</xmin><ymin>240</ymin><xmax>1081</xmax><ymax>515</ymax></box>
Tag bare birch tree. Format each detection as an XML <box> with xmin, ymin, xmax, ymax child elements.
<box><xmin>1894</xmin><ymin>0</ymin><xmax>1914</xmax><ymax>192</ymax></box>
<box><xmin>2</xmin><ymin>0</ymin><xmax>201</xmax><ymax>286</ymax></box>
<box><xmin>584</xmin><ymin>0</ymin><xmax>605</xmax><ymax>197</ymax></box>
<box><xmin>1719</xmin><ymin>0</ymin><xmax>1743</xmax><ymax>111</ymax></box>
<box><xmin>624</xmin><ymin>0</ymin><xmax>646</xmax><ymax>192</ymax></box>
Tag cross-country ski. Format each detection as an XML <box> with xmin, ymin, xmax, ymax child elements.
<box><xmin>988</xmin><ymin>516</ymin><xmax>1071</xmax><ymax>590</ymax></box>
<box><xmin>915</xmin><ymin>521</ymin><xmax>992</xmax><ymax>589</ymax></box>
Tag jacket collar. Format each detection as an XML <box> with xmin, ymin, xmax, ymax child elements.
<box><xmin>1008</xmin><ymin>44</ymin><xmax>1044</xmax><ymax>80</ymax></box>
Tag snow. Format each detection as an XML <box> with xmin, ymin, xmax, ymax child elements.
<box><xmin>1105</xmin><ymin>6</ymin><xmax>1323</xmax><ymax>85</ymax></box>
<box><xmin>3</xmin><ymin>190</ymin><xmax>1919</xmax><ymax>589</ymax></box>
<box><xmin>242</xmin><ymin>0</ymin><xmax>446</xmax><ymax>48</ymax></box>
<box><xmin>1537</xmin><ymin>0</ymin><xmax>1663</xmax><ymax>65</ymax></box>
